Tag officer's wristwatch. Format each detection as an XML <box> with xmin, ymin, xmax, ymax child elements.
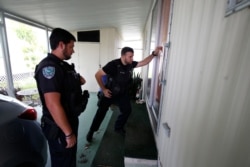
<box><xmin>151</xmin><ymin>51</ymin><xmax>157</xmax><ymax>56</ymax></box>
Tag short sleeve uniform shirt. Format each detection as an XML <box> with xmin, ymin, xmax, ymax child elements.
<box><xmin>102</xmin><ymin>59</ymin><xmax>138</xmax><ymax>89</ymax></box>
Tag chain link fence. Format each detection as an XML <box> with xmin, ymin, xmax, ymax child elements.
<box><xmin>0</xmin><ymin>72</ymin><xmax>34</xmax><ymax>83</ymax></box>
<box><xmin>0</xmin><ymin>72</ymin><xmax>35</xmax><ymax>101</ymax></box>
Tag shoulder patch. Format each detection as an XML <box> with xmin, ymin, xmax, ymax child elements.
<box><xmin>42</xmin><ymin>66</ymin><xmax>55</xmax><ymax>79</ymax></box>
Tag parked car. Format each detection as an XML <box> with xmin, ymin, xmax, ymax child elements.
<box><xmin>0</xmin><ymin>94</ymin><xmax>47</xmax><ymax>167</ymax></box>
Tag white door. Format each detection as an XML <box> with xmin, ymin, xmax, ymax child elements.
<box><xmin>71</xmin><ymin>42</ymin><xmax>100</xmax><ymax>92</ymax></box>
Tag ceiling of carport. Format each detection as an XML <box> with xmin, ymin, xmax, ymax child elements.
<box><xmin>0</xmin><ymin>0</ymin><xmax>153</xmax><ymax>41</ymax></box>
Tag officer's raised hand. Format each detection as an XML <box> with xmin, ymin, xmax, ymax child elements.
<box><xmin>136</xmin><ymin>46</ymin><xmax>163</xmax><ymax>67</ymax></box>
<box><xmin>152</xmin><ymin>46</ymin><xmax>163</xmax><ymax>56</ymax></box>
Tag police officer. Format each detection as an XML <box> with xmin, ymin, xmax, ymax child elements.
<box><xmin>86</xmin><ymin>46</ymin><xmax>162</xmax><ymax>142</ymax></box>
<box><xmin>34</xmin><ymin>28</ymin><xmax>86</xmax><ymax>167</ymax></box>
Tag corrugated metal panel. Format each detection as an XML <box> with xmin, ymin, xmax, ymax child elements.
<box><xmin>158</xmin><ymin>0</ymin><xmax>250</xmax><ymax>166</ymax></box>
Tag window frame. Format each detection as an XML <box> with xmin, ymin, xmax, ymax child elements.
<box><xmin>0</xmin><ymin>10</ymin><xmax>52</xmax><ymax>97</ymax></box>
<box><xmin>226</xmin><ymin>0</ymin><xmax>250</xmax><ymax>16</ymax></box>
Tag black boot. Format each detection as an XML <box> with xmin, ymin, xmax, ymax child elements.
<box><xmin>86</xmin><ymin>130</ymin><xmax>94</xmax><ymax>142</ymax></box>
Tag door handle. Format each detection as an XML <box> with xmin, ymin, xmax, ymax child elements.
<box><xmin>160</xmin><ymin>79</ymin><xmax>166</xmax><ymax>86</ymax></box>
<box><xmin>163</xmin><ymin>122</ymin><xmax>171</xmax><ymax>137</ymax></box>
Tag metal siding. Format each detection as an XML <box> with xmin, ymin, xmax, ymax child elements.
<box><xmin>158</xmin><ymin>0</ymin><xmax>250</xmax><ymax>166</ymax></box>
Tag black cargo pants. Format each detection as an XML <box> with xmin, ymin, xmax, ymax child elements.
<box><xmin>89</xmin><ymin>93</ymin><xmax>132</xmax><ymax>132</ymax></box>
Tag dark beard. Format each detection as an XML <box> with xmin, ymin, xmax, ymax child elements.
<box><xmin>63</xmin><ymin>49</ymin><xmax>71</xmax><ymax>60</ymax></box>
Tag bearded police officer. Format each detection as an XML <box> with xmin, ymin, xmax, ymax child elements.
<box><xmin>86</xmin><ymin>46</ymin><xmax>162</xmax><ymax>142</ymax></box>
<box><xmin>35</xmin><ymin>28</ymin><xmax>88</xmax><ymax>167</ymax></box>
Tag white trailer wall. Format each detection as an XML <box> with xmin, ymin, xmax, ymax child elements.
<box><xmin>156</xmin><ymin>0</ymin><xmax>250</xmax><ymax>167</ymax></box>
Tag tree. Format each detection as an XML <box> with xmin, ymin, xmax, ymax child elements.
<box><xmin>15</xmin><ymin>25</ymin><xmax>46</xmax><ymax>70</ymax></box>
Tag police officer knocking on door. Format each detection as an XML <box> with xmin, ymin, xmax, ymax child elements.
<box><xmin>86</xmin><ymin>46</ymin><xmax>162</xmax><ymax>142</ymax></box>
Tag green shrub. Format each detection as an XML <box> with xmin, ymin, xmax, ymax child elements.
<box><xmin>129</xmin><ymin>72</ymin><xmax>142</xmax><ymax>100</ymax></box>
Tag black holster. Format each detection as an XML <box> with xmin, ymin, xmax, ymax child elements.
<box><xmin>70</xmin><ymin>90</ymin><xmax>89</xmax><ymax>117</ymax></box>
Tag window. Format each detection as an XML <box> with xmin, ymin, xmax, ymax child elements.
<box><xmin>146</xmin><ymin>0</ymin><xmax>162</xmax><ymax>133</ymax></box>
<box><xmin>0</xmin><ymin>33</ymin><xmax>7</xmax><ymax>90</ymax></box>
<box><xmin>145</xmin><ymin>0</ymin><xmax>172</xmax><ymax>134</ymax></box>
<box><xmin>5</xmin><ymin>18</ymin><xmax>48</xmax><ymax>90</ymax></box>
<box><xmin>226</xmin><ymin>0</ymin><xmax>250</xmax><ymax>16</ymax></box>
<box><xmin>147</xmin><ymin>0</ymin><xmax>161</xmax><ymax>101</ymax></box>
<box><xmin>0</xmin><ymin>11</ymin><xmax>8</xmax><ymax>93</ymax></box>
<box><xmin>0</xmin><ymin>10</ymin><xmax>51</xmax><ymax>100</ymax></box>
